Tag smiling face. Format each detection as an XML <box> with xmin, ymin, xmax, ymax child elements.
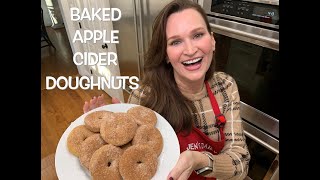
<box><xmin>166</xmin><ymin>8</ymin><xmax>215</xmax><ymax>84</ymax></box>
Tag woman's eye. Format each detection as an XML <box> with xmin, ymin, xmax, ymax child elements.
<box><xmin>170</xmin><ymin>40</ymin><xmax>181</xmax><ymax>46</ymax></box>
<box><xmin>194</xmin><ymin>33</ymin><xmax>204</xmax><ymax>39</ymax></box>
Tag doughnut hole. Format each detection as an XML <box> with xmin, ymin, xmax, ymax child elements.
<box><xmin>67</xmin><ymin>125</ymin><xmax>96</xmax><ymax>157</ymax></box>
<box><xmin>79</xmin><ymin>134</ymin><xmax>106</xmax><ymax>169</ymax></box>
<box><xmin>119</xmin><ymin>145</ymin><xmax>158</xmax><ymax>180</ymax></box>
<box><xmin>89</xmin><ymin>144</ymin><xmax>123</xmax><ymax>180</ymax></box>
<box><xmin>132</xmin><ymin>125</ymin><xmax>163</xmax><ymax>156</ymax></box>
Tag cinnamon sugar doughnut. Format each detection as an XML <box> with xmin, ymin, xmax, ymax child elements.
<box><xmin>79</xmin><ymin>134</ymin><xmax>107</xmax><ymax>169</ymax></box>
<box><xmin>127</xmin><ymin>105</ymin><xmax>157</xmax><ymax>126</ymax></box>
<box><xmin>119</xmin><ymin>145</ymin><xmax>158</xmax><ymax>180</ymax></box>
<box><xmin>100</xmin><ymin>112</ymin><xmax>138</xmax><ymax>146</ymax></box>
<box><xmin>132</xmin><ymin>125</ymin><xmax>163</xmax><ymax>156</ymax></box>
<box><xmin>67</xmin><ymin>125</ymin><xmax>95</xmax><ymax>157</ymax></box>
<box><xmin>89</xmin><ymin>144</ymin><xmax>123</xmax><ymax>180</ymax></box>
<box><xmin>84</xmin><ymin>110</ymin><xmax>114</xmax><ymax>132</ymax></box>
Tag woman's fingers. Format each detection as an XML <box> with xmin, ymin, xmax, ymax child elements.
<box><xmin>89</xmin><ymin>96</ymin><xmax>97</xmax><ymax>110</ymax></box>
<box><xmin>167</xmin><ymin>151</ymin><xmax>194</xmax><ymax>180</ymax></box>
<box><xmin>177</xmin><ymin>171</ymin><xmax>193</xmax><ymax>180</ymax></box>
<box><xmin>83</xmin><ymin>94</ymin><xmax>106</xmax><ymax>114</ymax></box>
<box><xmin>167</xmin><ymin>165</ymin><xmax>192</xmax><ymax>180</ymax></box>
<box><xmin>83</xmin><ymin>101</ymin><xmax>89</xmax><ymax>113</ymax></box>
<box><xmin>97</xmin><ymin>94</ymin><xmax>105</xmax><ymax>107</ymax></box>
<box><xmin>112</xmin><ymin>97</ymin><xmax>121</xmax><ymax>104</ymax></box>
<box><xmin>83</xmin><ymin>94</ymin><xmax>117</xmax><ymax>114</ymax></box>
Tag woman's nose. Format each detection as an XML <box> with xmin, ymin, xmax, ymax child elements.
<box><xmin>183</xmin><ymin>40</ymin><xmax>197</xmax><ymax>56</ymax></box>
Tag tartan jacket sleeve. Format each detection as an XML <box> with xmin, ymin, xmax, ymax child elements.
<box><xmin>127</xmin><ymin>85</ymin><xmax>147</xmax><ymax>105</ymax></box>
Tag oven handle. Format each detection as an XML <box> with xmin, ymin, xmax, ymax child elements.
<box><xmin>244</xmin><ymin>130</ymin><xmax>279</xmax><ymax>154</ymax></box>
<box><xmin>209</xmin><ymin>22</ymin><xmax>279</xmax><ymax>47</ymax></box>
<box><xmin>263</xmin><ymin>154</ymin><xmax>279</xmax><ymax>180</ymax></box>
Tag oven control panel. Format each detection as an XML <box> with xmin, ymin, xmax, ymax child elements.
<box><xmin>205</xmin><ymin>0</ymin><xmax>279</xmax><ymax>28</ymax></box>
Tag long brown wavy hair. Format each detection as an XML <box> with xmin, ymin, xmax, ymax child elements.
<box><xmin>140</xmin><ymin>0</ymin><xmax>215</xmax><ymax>134</ymax></box>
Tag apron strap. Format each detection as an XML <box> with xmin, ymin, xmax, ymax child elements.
<box><xmin>205</xmin><ymin>81</ymin><xmax>226</xmax><ymax>131</ymax></box>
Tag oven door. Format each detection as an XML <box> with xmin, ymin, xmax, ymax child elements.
<box><xmin>204</xmin><ymin>6</ymin><xmax>279</xmax><ymax>180</ymax></box>
<box><xmin>243</xmin><ymin>121</ymin><xmax>279</xmax><ymax>180</ymax></box>
<box><xmin>209</xmin><ymin>16</ymin><xmax>279</xmax><ymax>135</ymax></box>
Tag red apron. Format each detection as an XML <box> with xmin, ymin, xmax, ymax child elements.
<box><xmin>177</xmin><ymin>81</ymin><xmax>226</xmax><ymax>180</ymax></box>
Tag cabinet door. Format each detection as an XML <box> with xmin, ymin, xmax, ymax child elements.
<box><xmin>58</xmin><ymin>0</ymin><xmax>88</xmax><ymax>77</ymax></box>
<box><xmin>60</xmin><ymin>0</ymin><xmax>124</xmax><ymax>101</ymax></box>
<box><xmin>75</xmin><ymin>0</ymin><xmax>124</xmax><ymax>102</ymax></box>
<box><xmin>67</xmin><ymin>0</ymin><xmax>91</xmax><ymax>76</ymax></box>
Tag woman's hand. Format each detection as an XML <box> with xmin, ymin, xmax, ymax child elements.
<box><xmin>83</xmin><ymin>94</ymin><xmax>106</xmax><ymax>113</ymax></box>
<box><xmin>83</xmin><ymin>94</ymin><xmax>121</xmax><ymax>113</ymax></box>
<box><xmin>167</xmin><ymin>150</ymin><xmax>195</xmax><ymax>180</ymax></box>
<box><xmin>111</xmin><ymin>97</ymin><xmax>121</xmax><ymax>104</ymax></box>
<box><xmin>167</xmin><ymin>150</ymin><xmax>209</xmax><ymax>180</ymax></box>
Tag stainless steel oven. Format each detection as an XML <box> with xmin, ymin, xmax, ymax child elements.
<box><xmin>198</xmin><ymin>0</ymin><xmax>279</xmax><ymax>179</ymax></box>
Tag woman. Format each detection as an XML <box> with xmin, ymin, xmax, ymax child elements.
<box><xmin>84</xmin><ymin>0</ymin><xmax>250</xmax><ymax>179</ymax></box>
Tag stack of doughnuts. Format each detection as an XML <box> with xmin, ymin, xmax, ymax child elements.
<box><xmin>66</xmin><ymin>105</ymin><xmax>163</xmax><ymax>180</ymax></box>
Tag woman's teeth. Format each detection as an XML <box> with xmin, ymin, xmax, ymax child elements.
<box><xmin>182</xmin><ymin>57</ymin><xmax>202</xmax><ymax>66</ymax></box>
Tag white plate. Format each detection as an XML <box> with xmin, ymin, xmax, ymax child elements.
<box><xmin>55</xmin><ymin>103</ymin><xmax>180</xmax><ymax>180</ymax></box>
